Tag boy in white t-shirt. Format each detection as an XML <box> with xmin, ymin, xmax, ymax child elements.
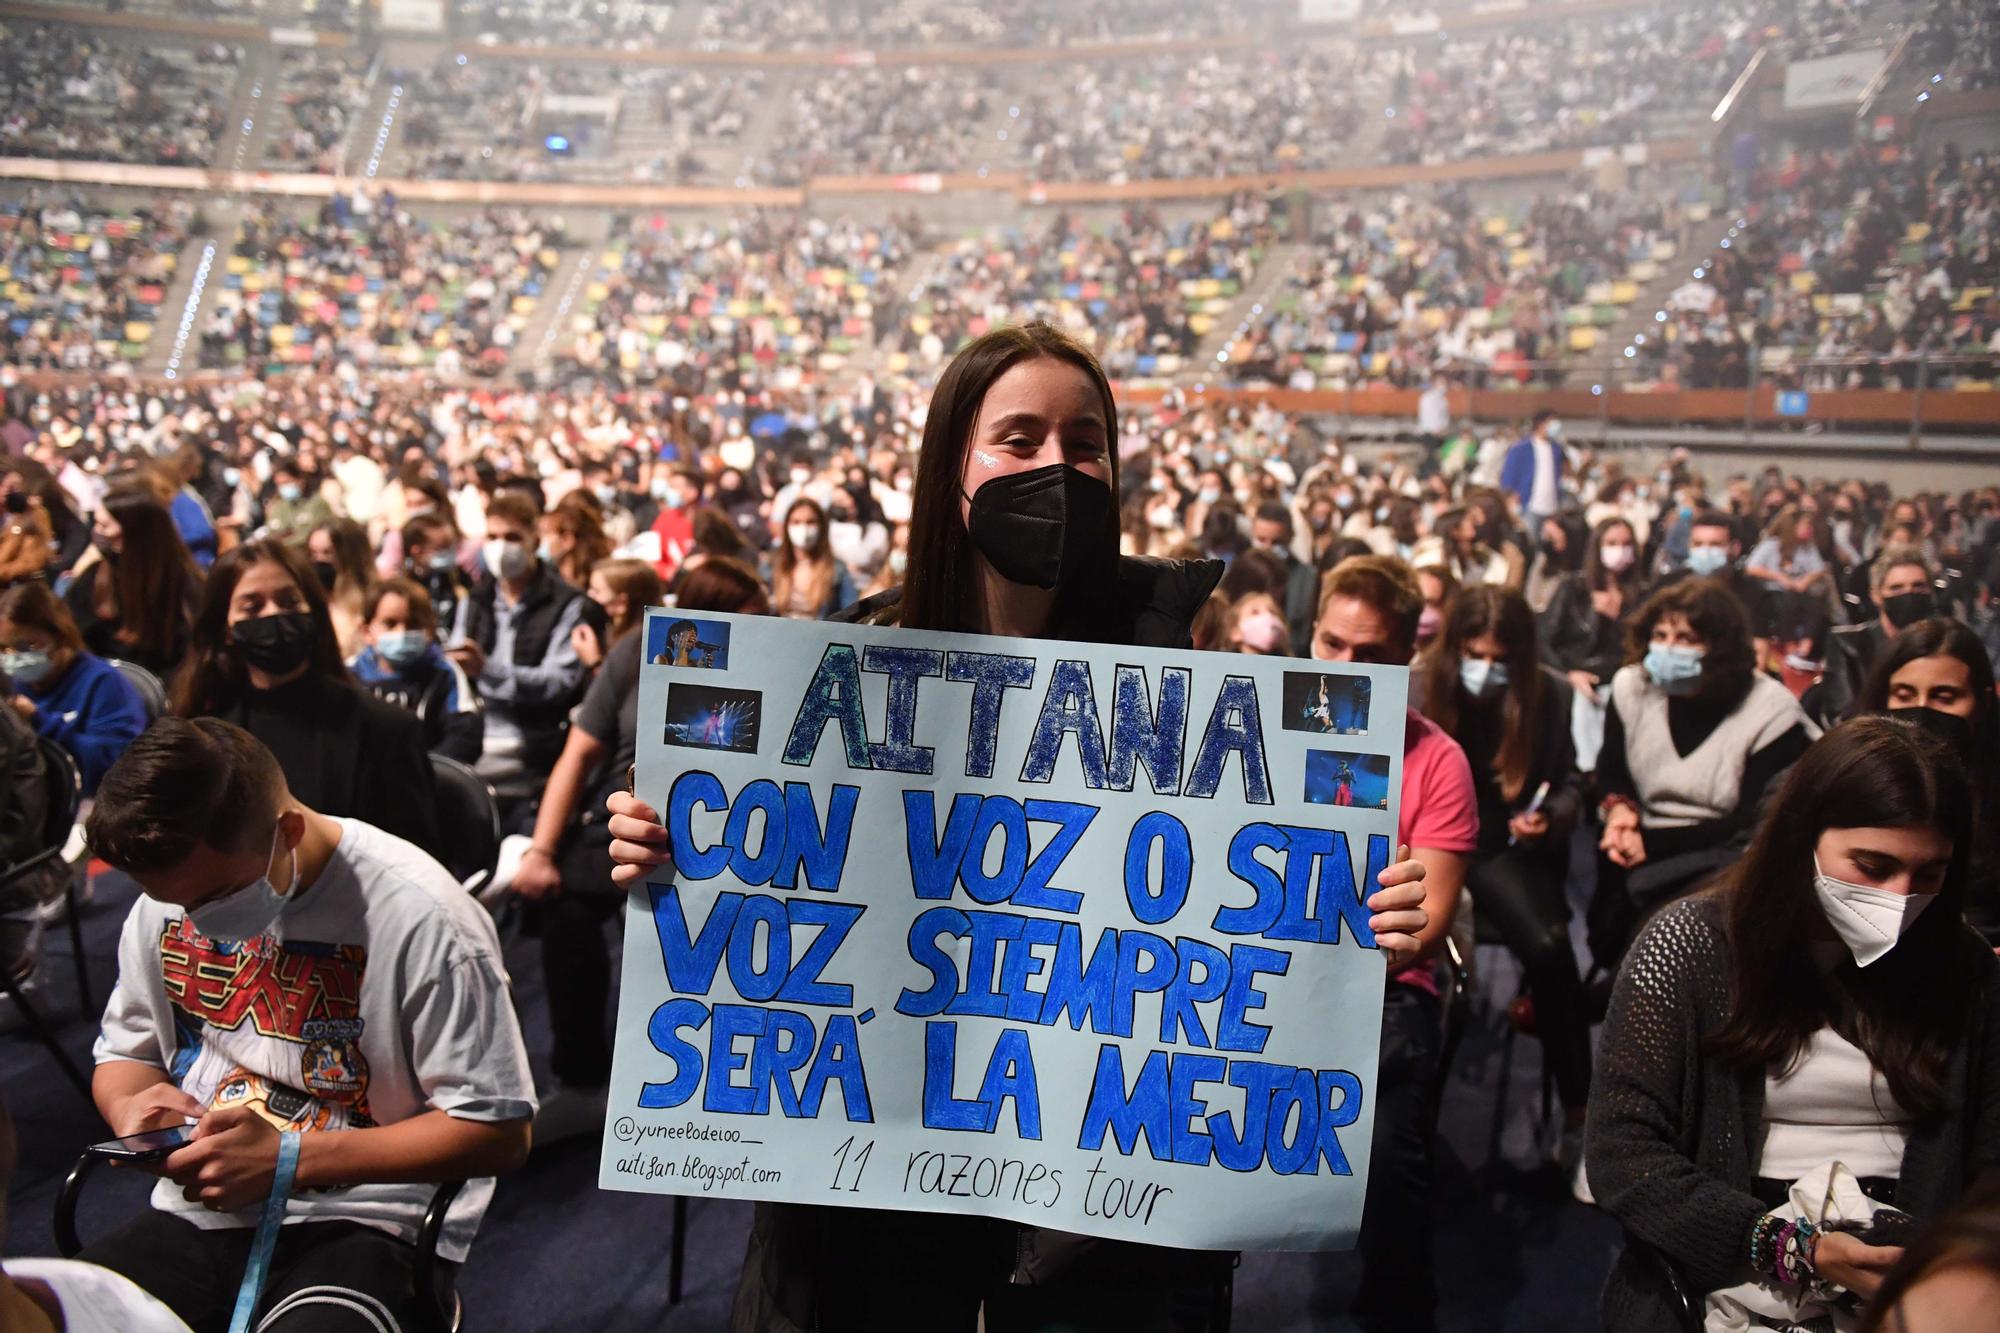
<box><xmin>78</xmin><ymin>717</ymin><xmax>536</xmax><ymax>1332</ymax></box>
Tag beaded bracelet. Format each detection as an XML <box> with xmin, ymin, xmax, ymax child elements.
<box><xmin>1748</xmin><ymin>1215</ymin><xmax>1819</xmax><ymax>1287</ymax></box>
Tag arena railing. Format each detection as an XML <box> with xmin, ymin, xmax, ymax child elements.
<box><xmin>1113</xmin><ymin>353</ymin><xmax>2000</xmax><ymax>441</ymax></box>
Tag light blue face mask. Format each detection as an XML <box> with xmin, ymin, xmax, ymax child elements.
<box><xmin>277</xmin><ymin>483</ymin><xmax>303</xmax><ymax>503</ymax></box>
<box><xmin>376</xmin><ymin>629</ymin><xmax>429</xmax><ymax>668</ymax></box>
<box><xmin>1644</xmin><ymin>643</ymin><xmax>1705</xmax><ymax>695</ymax></box>
<box><xmin>1458</xmin><ymin>656</ymin><xmax>1509</xmax><ymax>701</ymax></box>
<box><xmin>0</xmin><ymin>649</ymin><xmax>53</xmax><ymax>688</ymax></box>
<box><xmin>188</xmin><ymin>824</ymin><xmax>298</xmax><ymax>944</ymax></box>
<box><xmin>1685</xmin><ymin>545</ymin><xmax>1730</xmax><ymax>577</ymax></box>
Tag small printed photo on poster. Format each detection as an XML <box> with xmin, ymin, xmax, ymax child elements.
<box><xmin>648</xmin><ymin>616</ymin><xmax>731</xmax><ymax>669</ymax></box>
<box><xmin>1282</xmin><ymin>671</ymin><xmax>1371</xmax><ymax>735</ymax></box>
<box><xmin>664</xmin><ymin>683</ymin><xmax>761</xmax><ymax>753</ymax></box>
<box><xmin>1304</xmin><ymin>750</ymin><xmax>1391</xmax><ymax>809</ymax></box>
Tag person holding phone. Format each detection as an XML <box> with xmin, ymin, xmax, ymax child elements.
<box><xmin>1588</xmin><ymin>716</ymin><xmax>2000</xmax><ymax>1332</ymax></box>
<box><xmin>0</xmin><ymin>467</ymin><xmax>51</xmax><ymax>586</ymax></box>
<box><xmin>1415</xmin><ymin>585</ymin><xmax>1590</xmax><ymax>1154</ymax></box>
<box><xmin>78</xmin><ymin>718</ymin><xmax>535</xmax><ymax>1332</ymax></box>
<box><xmin>603</xmin><ymin>322</ymin><xmax>1434</xmax><ymax>1333</ymax></box>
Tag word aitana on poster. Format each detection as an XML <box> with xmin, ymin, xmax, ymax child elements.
<box><xmin>602</xmin><ymin>610</ymin><xmax>1406</xmax><ymax>1252</ymax></box>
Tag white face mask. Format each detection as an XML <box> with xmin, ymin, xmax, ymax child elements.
<box><xmin>788</xmin><ymin>522</ymin><xmax>820</xmax><ymax>550</ymax></box>
<box><xmin>1812</xmin><ymin>854</ymin><xmax>1937</xmax><ymax>967</ymax></box>
<box><xmin>482</xmin><ymin>537</ymin><xmax>531</xmax><ymax>580</ymax></box>
<box><xmin>188</xmin><ymin>824</ymin><xmax>298</xmax><ymax>944</ymax></box>
<box><xmin>1599</xmin><ymin>543</ymin><xmax>1636</xmax><ymax>572</ymax></box>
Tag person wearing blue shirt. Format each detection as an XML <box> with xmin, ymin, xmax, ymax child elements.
<box><xmin>348</xmin><ymin>577</ymin><xmax>484</xmax><ymax>766</ymax></box>
<box><xmin>0</xmin><ymin>580</ymin><xmax>147</xmax><ymax>794</ymax></box>
<box><xmin>1500</xmin><ymin>409</ymin><xmax>1566</xmax><ymax>522</ymax></box>
<box><xmin>168</xmin><ymin>484</ymin><xmax>217</xmax><ymax>571</ymax></box>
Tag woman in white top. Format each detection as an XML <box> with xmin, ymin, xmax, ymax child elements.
<box><xmin>1587</xmin><ymin>715</ymin><xmax>2000</xmax><ymax>1332</ymax></box>
<box><xmin>1590</xmin><ymin>576</ymin><xmax>1818</xmax><ymax>973</ymax></box>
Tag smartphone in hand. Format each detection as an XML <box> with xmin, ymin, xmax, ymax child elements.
<box><xmin>85</xmin><ymin>1125</ymin><xmax>193</xmax><ymax>1163</ymax></box>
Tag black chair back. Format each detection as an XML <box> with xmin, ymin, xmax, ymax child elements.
<box><xmin>108</xmin><ymin>659</ymin><xmax>166</xmax><ymax>722</ymax></box>
<box><xmin>0</xmin><ymin>740</ymin><xmax>82</xmax><ymax>887</ymax></box>
<box><xmin>429</xmin><ymin>754</ymin><xmax>500</xmax><ymax>895</ymax></box>
<box><xmin>37</xmin><ymin>739</ymin><xmax>81</xmax><ymax>851</ymax></box>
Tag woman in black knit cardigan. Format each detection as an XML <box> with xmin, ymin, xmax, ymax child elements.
<box><xmin>1586</xmin><ymin>715</ymin><xmax>2000</xmax><ymax>1333</ymax></box>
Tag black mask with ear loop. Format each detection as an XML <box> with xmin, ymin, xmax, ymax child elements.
<box><xmin>1880</xmin><ymin>590</ymin><xmax>1937</xmax><ymax>631</ymax></box>
<box><xmin>1883</xmin><ymin>703</ymin><xmax>1976</xmax><ymax>766</ymax></box>
<box><xmin>963</xmin><ymin>464</ymin><xmax>1114</xmax><ymax>591</ymax></box>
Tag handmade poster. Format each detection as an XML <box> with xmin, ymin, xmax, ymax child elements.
<box><xmin>601</xmin><ymin>609</ymin><xmax>1408</xmax><ymax>1252</ymax></box>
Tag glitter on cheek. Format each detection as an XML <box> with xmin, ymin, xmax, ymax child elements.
<box><xmin>972</xmin><ymin>449</ymin><xmax>1000</xmax><ymax>469</ymax></box>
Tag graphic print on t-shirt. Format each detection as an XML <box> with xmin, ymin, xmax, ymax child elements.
<box><xmin>157</xmin><ymin>917</ymin><xmax>376</xmax><ymax>1130</ymax></box>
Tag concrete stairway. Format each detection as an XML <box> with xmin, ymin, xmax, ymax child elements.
<box><xmin>211</xmin><ymin>46</ymin><xmax>280</xmax><ymax>176</ymax></box>
<box><xmin>511</xmin><ymin>215</ymin><xmax>614</xmax><ymax>374</ymax></box>
<box><xmin>137</xmin><ymin>211</ymin><xmax>238</xmax><ymax>378</ymax></box>
<box><xmin>1188</xmin><ymin>240</ymin><xmax>1306</xmax><ymax>370</ymax></box>
<box><xmin>1589</xmin><ymin>215</ymin><xmax>1738</xmax><ymax>374</ymax></box>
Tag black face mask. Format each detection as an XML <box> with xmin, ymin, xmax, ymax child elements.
<box><xmin>1886</xmin><ymin>704</ymin><xmax>1975</xmax><ymax>766</ymax></box>
<box><xmin>1881</xmin><ymin>590</ymin><xmax>1936</xmax><ymax>631</ymax></box>
<box><xmin>231</xmin><ymin>611</ymin><xmax>316</xmax><ymax>677</ymax></box>
<box><xmin>310</xmin><ymin>561</ymin><xmax>339</xmax><ymax>596</ymax></box>
<box><xmin>963</xmin><ymin>464</ymin><xmax>1113</xmax><ymax>591</ymax></box>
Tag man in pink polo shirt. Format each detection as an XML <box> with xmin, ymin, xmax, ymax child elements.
<box><xmin>1311</xmin><ymin>554</ymin><xmax>1477</xmax><ymax>1333</ymax></box>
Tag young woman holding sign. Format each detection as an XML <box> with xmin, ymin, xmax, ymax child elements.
<box><xmin>605</xmin><ymin>322</ymin><xmax>1434</xmax><ymax>1333</ymax></box>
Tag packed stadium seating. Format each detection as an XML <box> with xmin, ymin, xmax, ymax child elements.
<box><xmin>0</xmin><ymin>23</ymin><xmax>242</xmax><ymax>166</ymax></box>
<box><xmin>1</xmin><ymin>196</ymin><xmax>194</xmax><ymax>370</ymax></box>
<box><xmin>200</xmin><ymin>202</ymin><xmax>565</xmax><ymax>373</ymax></box>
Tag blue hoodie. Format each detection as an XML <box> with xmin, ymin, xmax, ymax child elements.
<box><xmin>25</xmin><ymin>652</ymin><xmax>147</xmax><ymax>794</ymax></box>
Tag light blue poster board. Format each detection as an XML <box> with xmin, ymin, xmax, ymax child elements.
<box><xmin>601</xmin><ymin>609</ymin><xmax>1407</xmax><ymax>1252</ymax></box>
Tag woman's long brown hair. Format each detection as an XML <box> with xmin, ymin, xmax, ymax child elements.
<box><xmin>1708</xmin><ymin>715</ymin><xmax>1984</xmax><ymax>1119</ymax></box>
<box><xmin>1416</xmin><ymin>584</ymin><xmax>1543</xmax><ymax>801</ymax></box>
<box><xmin>896</xmin><ymin>321</ymin><xmax>1120</xmax><ymax>634</ymax></box>
<box><xmin>99</xmin><ymin>484</ymin><xmax>200</xmax><ymax>664</ymax></box>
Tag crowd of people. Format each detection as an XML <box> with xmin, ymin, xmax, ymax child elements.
<box><xmin>559</xmin><ymin>211</ymin><xmax>914</xmax><ymax>388</ymax></box>
<box><xmin>393</xmin><ymin>52</ymin><xmax>772</xmax><ymax>186</ymax></box>
<box><xmin>0</xmin><ymin>196</ymin><xmax>197</xmax><ymax>374</ymax></box>
<box><xmin>884</xmin><ymin>196</ymin><xmax>1271</xmax><ymax>381</ymax></box>
<box><xmin>260</xmin><ymin>49</ymin><xmax>372</xmax><ymax>174</ymax></box>
<box><xmin>1374</xmin><ymin>0</ymin><xmax>1877</xmax><ymax>168</ymax></box>
<box><xmin>2</xmin><ymin>319</ymin><xmax>1998</xmax><ymax>1330</ymax></box>
<box><xmin>0</xmin><ymin>23</ymin><xmax>241</xmax><ymax>166</ymax></box>
<box><xmin>1231</xmin><ymin>184</ymin><xmax>1690</xmax><ymax>389</ymax></box>
<box><xmin>8</xmin><ymin>134</ymin><xmax>1995</xmax><ymax>396</ymax></box>
<box><xmin>1641</xmin><ymin>141</ymin><xmax>2000</xmax><ymax>391</ymax></box>
<box><xmin>456</xmin><ymin>0</ymin><xmax>675</xmax><ymax>48</ymax></box>
<box><xmin>199</xmin><ymin>199</ymin><xmax>566</xmax><ymax>374</ymax></box>
<box><xmin>689</xmin><ymin>0</ymin><xmax>1283</xmax><ymax>51</ymax></box>
<box><xmin>2</xmin><ymin>0</ymin><xmax>1995</xmax><ymax>188</ymax></box>
<box><xmin>1</xmin><ymin>0</ymin><xmax>1999</xmax><ymax>1327</ymax></box>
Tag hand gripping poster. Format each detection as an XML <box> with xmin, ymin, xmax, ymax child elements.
<box><xmin>602</xmin><ymin>609</ymin><xmax>1408</xmax><ymax>1252</ymax></box>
